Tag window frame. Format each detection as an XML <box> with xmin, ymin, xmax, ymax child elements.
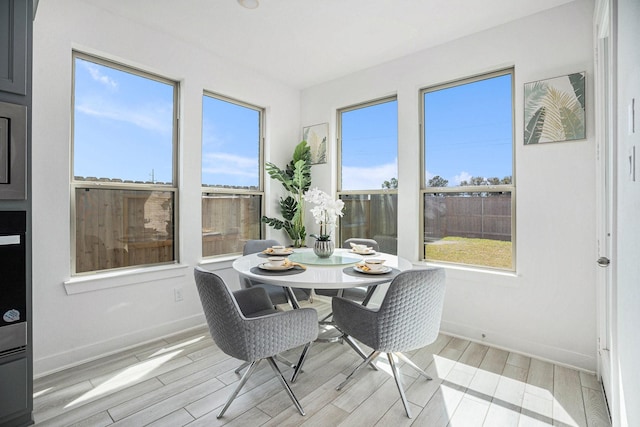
<box><xmin>70</xmin><ymin>51</ymin><xmax>180</xmax><ymax>275</ymax></box>
<box><xmin>337</xmin><ymin>95</ymin><xmax>398</xmax><ymax>250</ymax></box>
<box><xmin>419</xmin><ymin>68</ymin><xmax>516</xmax><ymax>271</ymax></box>
<box><xmin>200</xmin><ymin>91</ymin><xmax>265</xmax><ymax>259</ymax></box>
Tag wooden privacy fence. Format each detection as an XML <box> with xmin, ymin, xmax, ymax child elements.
<box><xmin>201</xmin><ymin>194</ymin><xmax>261</xmax><ymax>257</ymax></box>
<box><xmin>340</xmin><ymin>193</ymin><xmax>511</xmax><ymax>249</ymax></box>
<box><xmin>76</xmin><ymin>188</ymin><xmax>509</xmax><ymax>272</ymax></box>
<box><xmin>340</xmin><ymin>194</ymin><xmax>398</xmax><ymax>254</ymax></box>
<box><xmin>424</xmin><ymin>195</ymin><xmax>512</xmax><ymax>241</ymax></box>
<box><xmin>75</xmin><ymin>188</ymin><xmax>174</xmax><ymax>273</ymax></box>
<box><xmin>76</xmin><ymin>190</ymin><xmax>262</xmax><ymax>272</ymax></box>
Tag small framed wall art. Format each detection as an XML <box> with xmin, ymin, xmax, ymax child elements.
<box><xmin>303</xmin><ymin>122</ymin><xmax>328</xmax><ymax>164</ymax></box>
<box><xmin>524</xmin><ymin>72</ymin><xmax>586</xmax><ymax>144</ymax></box>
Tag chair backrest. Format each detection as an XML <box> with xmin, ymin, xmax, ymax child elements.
<box><xmin>194</xmin><ymin>267</ymin><xmax>251</xmax><ymax>360</ymax></box>
<box><xmin>243</xmin><ymin>239</ymin><xmax>281</xmax><ymax>256</ymax></box>
<box><xmin>241</xmin><ymin>239</ymin><xmax>282</xmax><ymax>289</ymax></box>
<box><xmin>343</xmin><ymin>238</ymin><xmax>380</xmax><ymax>252</ymax></box>
<box><xmin>376</xmin><ymin>268</ymin><xmax>446</xmax><ymax>352</ymax></box>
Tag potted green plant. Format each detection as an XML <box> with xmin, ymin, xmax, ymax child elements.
<box><xmin>261</xmin><ymin>141</ymin><xmax>312</xmax><ymax>247</ymax></box>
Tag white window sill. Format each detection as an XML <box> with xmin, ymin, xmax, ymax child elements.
<box><xmin>198</xmin><ymin>254</ymin><xmax>239</xmax><ymax>271</ymax></box>
<box><xmin>64</xmin><ymin>263</ymin><xmax>190</xmax><ymax>295</ymax></box>
<box><xmin>413</xmin><ymin>260</ymin><xmax>520</xmax><ymax>284</ymax></box>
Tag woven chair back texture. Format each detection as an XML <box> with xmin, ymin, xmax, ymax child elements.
<box><xmin>195</xmin><ymin>267</ymin><xmax>318</xmax><ymax>362</ymax></box>
<box><xmin>194</xmin><ymin>268</ymin><xmax>251</xmax><ymax>360</ymax></box>
<box><xmin>376</xmin><ymin>268</ymin><xmax>446</xmax><ymax>352</ymax></box>
<box><xmin>342</xmin><ymin>238</ymin><xmax>380</xmax><ymax>252</ymax></box>
<box><xmin>243</xmin><ymin>239</ymin><xmax>281</xmax><ymax>256</ymax></box>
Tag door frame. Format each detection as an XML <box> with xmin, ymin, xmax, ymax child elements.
<box><xmin>594</xmin><ymin>0</ymin><xmax>618</xmax><ymax>422</ymax></box>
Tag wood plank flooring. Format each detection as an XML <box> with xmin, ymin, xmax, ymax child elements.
<box><xmin>33</xmin><ymin>299</ymin><xmax>611</xmax><ymax>426</ymax></box>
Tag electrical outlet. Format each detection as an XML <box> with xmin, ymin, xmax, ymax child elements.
<box><xmin>174</xmin><ymin>288</ymin><xmax>183</xmax><ymax>302</ymax></box>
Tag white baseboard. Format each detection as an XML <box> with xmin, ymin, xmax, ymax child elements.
<box><xmin>34</xmin><ymin>314</ymin><xmax>206</xmax><ymax>378</ymax></box>
<box><xmin>440</xmin><ymin>320</ymin><xmax>597</xmax><ymax>373</ymax></box>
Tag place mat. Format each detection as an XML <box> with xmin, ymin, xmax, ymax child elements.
<box><xmin>250</xmin><ymin>266</ymin><xmax>306</xmax><ymax>276</ymax></box>
<box><xmin>342</xmin><ymin>266</ymin><xmax>401</xmax><ymax>279</ymax></box>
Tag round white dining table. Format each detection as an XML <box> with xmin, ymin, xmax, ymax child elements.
<box><xmin>232</xmin><ymin>247</ymin><xmax>412</xmax><ymax>308</ymax></box>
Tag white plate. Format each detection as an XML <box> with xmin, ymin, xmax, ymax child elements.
<box><xmin>353</xmin><ymin>264</ymin><xmax>391</xmax><ymax>275</ymax></box>
<box><xmin>262</xmin><ymin>249</ymin><xmax>293</xmax><ymax>256</ymax></box>
<box><xmin>350</xmin><ymin>249</ymin><xmax>376</xmax><ymax>255</ymax></box>
<box><xmin>258</xmin><ymin>262</ymin><xmax>294</xmax><ymax>271</ymax></box>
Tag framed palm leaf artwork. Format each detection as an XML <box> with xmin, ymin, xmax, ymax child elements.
<box><xmin>303</xmin><ymin>122</ymin><xmax>328</xmax><ymax>164</ymax></box>
<box><xmin>524</xmin><ymin>72</ymin><xmax>585</xmax><ymax>144</ymax></box>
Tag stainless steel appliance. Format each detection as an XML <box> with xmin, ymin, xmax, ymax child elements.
<box><xmin>0</xmin><ymin>211</ymin><xmax>28</xmax><ymax>423</ymax></box>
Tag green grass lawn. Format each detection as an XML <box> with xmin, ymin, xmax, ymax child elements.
<box><xmin>424</xmin><ymin>236</ymin><xmax>512</xmax><ymax>269</ymax></box>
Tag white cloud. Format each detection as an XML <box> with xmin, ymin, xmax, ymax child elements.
<box><xmin>76</xmin><ymin>61</ymin><xmax>173</xmax><ymax>134</ymax></box>
<box><xmin>342</xmin><ymin>160</ymin><xmax>398</xmax><ymax>190</ymax></box>
<box><xmin>202</xmin><ymin>152</ymin><xmax>258</xmax><ymax>178</ymax></box>
<box><xmin>82</xmin><ymin>62</ymin><xmax>118</xmax><ymax>89</ymax></box>
<box><xmin>453</xmin><ymin>171</ymin><xmax>473</xmax><ymax>185</ymax></box>
<box><xmin>75</xmin><ymin>102</ymin><xmax>173</xmax><ymax>134</ymax></box>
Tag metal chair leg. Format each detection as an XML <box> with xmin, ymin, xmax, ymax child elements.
<box><xmin>361</xmin><ymin>285</ymin><xmax>379</xmax><ymax>306</ymax></box>
<box><xmin>342</xmin><ymin>335</ymin><xmax>379</xmax><ymax>371</ymax></box>
<box><xmin>275</xmin><ymin>354</ymin><xmax>298</xmax><ymax>369</ymax></box>
<box><xmin>266</xmin><ymin>357</ymin><xmax>305</xmax><ymax>416</ymax></box>
<box><xmin>395</xmin><ymin>352</ymin><xmax>432</xmax><ymax>380</ymax></box>
<box><xmin>291</xmin><ymin>342</ymin><xmax>312</xmax><ymax>383</ymax></box>
<box><xmin>234</xmin><ymin>361</ymin><xmax>250</xmax><ymax>374</ymax></box>
<box><xmin>319</xmin><ymin>312</ymin><xmax>333</xmax><ymax>323</ymax></box>
<box><xmin>388</xmin><ymin>353</ymin><xmax>412</xmax><ymax>418</ymax></box>
<box><xmin>336</xmin><ymin>350</ymin><xmax>380</xmax><ymax>390</ymax></box>
<box><xmin>236</xmin><ymin>354</ymin><xmax>299</xmax><ymax>374</ymax></box>
<box><xmin>283</xmin><ymin>287</ymin><xmax>301</xmax><ymax>309</ymax></box>
<box><xmin>218</xmin><ymin>360</ymin><xmax>260</xmax><ymax>418</ymax></box>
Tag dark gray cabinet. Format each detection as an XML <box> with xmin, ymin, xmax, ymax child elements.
<box><xmin>0</xmin><ymin>353</ymin><xmax>28</xmax><ymax>423</ymax></box>
<box><xmin>0</xmin><ymin>0</ymin><xmax>28</xmax><ymax>95</ymax></box>
<box><xmin>0</xmin><ymin>0</ymin><xmax>32</xmax><ymax>425</ymax></box>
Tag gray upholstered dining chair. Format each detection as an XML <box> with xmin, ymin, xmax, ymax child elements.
<box><xmin>194</xmin><ymin>267</ymin><xmax>318</xmax><ymax>418</ymax></box>
<box><xmin>314</xmin><ymin>238</ymin><xmax>381</xmax><ymax>320</ymax></box>
<box><xmin>241</xmin><ymin>239</ymin><xmax>311</xmax><ymax>306</ymax></box>
<box><xmin>332</xmin><ymin>268</ymin><xmax>446</xmax><ymax>418</ymax></box>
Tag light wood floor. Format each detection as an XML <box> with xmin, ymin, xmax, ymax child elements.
<box><xmin>33</xmin><ymin>299</ymin><xmax>611</xmax><ymax>427</ymax></box>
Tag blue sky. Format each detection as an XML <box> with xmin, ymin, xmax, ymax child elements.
<box><xmin>201</xmin><ymin>96</ymin><xmax>260</xmax><ymax>188</ymax></box>
<box><xmin>341</xmin><ymin>100</ymin><xmax>398</xmax><ymax>191</ymax></box>
<box><xmin>74</xmin><ymin>58</ymin><xmax>174</xmax><ymax>183</ymax></box>
<box><xmin>424</xmin><ymin>73</ymin><xmax>513</xmax><ymax>186</ymax></box>
<box><xmin>75</xmin><ymin>57</ymin><xmax>511</xmax><ymax>190</ymax></box>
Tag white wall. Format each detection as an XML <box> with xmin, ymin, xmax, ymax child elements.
<box><xmin>302</xmin><ymin>0</ymin><xmax>597</xmax><ymax>370</ymax></box>
<box><xmin>31</xmin><ymin>0</ymin><xmax>300</xmax><ymax>376</ymax></box>
<box><xmin>615</xmin><ymin>0</ymin><xmax>640</xmax><ymax>424</ymax></box>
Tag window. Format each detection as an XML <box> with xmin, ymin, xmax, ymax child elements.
<box><xmin>201</xmin><ymin>93</ymin><xmax>263</xmax><ymax>257</ymax></box>
<box><xmin>72</xmin><ymin>52</ymin><xmax>178</xmax><ymax>274</ymax></box>
<box><xmin>421</xmin><ymin>69</ymin><xmax>514</xmax><ymax>270</ymax></box>
<box><xmin>338</xmin><ymin>97</ymin><xmax>398</xmax><ymax>254</ymax></box>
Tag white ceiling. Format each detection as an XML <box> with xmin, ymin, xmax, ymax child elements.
<box><xmin>83</xmin><ymin>0</ymin><xmax>576</xmax><ymax>89</ymax></box>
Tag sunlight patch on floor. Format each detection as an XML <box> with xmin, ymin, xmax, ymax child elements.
<box><xmin>148</xmin><ymin>336</ymin><xmax>205</xmax><ymax>358</ymax></box>
<box><xmin>33</xmin><ymin>387</ymin><xmax>53</xmax><ymax>399</ymax></box>
<box><xmin>436</xmin><ymin>356</ymin><xmax>578</xmax><ymax>427</ymax></box>
<box><xmin>65</xmin><ymin>350</ymin><xmax>181</xmax><ymax>408</ymax></box>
